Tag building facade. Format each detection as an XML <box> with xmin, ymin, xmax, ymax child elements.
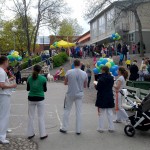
<box><xmin>75</xmin><ymin>31</ymin><xmax>90</xmax><ymax>46</ymax></box>
<box><xmin>90</xmin><ymin>2</ymin><xmax>150</xmax><ymax>53</ymax></box>
<box><xmin>36</xmin><ymin>36</ymin><xmax>50</xmax><ymax>52</ymax></box>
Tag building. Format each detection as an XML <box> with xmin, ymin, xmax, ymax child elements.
<box><xmin>36</xmin><ymin>36</ymin><xmax>50</xmax><ymax>52</ymax></box>
<box><xmin>89</xmin><ymin>1</ymin><xmax>150</xmax><ymax>53</ymax></box>
<box><xmin>75</xmin><ymin>31</ymin><xmax>90</xmax><ymax>46</ymax></box>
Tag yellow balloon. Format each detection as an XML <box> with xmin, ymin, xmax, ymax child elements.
<box><xmin>107</xmin><ymin>58</ymin><xmax>113</xmax><ymax>62</ymax></box>
<box><xmin>106</xmin><ymin>62</ymin><xmax>111</xmax><ymax>68</ymax></box>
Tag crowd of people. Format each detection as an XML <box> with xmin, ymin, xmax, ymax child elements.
<box><xmin>127</xmin><ymin>58</ymin><xmax>150</xmax><ymax>82</ymax></box>
<box><xmin>0</xmin><ymin>46</ymin><xmax>150</xmax><ymax>144</ymax></box>
<box><xmin>0</xmin><ymin>54</ymin><xmax>131</xmax><ymax>144</ymax></box>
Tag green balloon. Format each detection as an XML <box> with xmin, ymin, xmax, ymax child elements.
<box><xmin>99</xmin><ymin>64</ymin><xmax>104</xmax><ymax>69</ymax></box>
<box><xmin>7</xmin><ymin>55</ymin><xmax>12</xmax><ymax>59</ymax></box>
<box><xmin>99</xmin><ymin>58</ymin><xmax>104</xmax><ymax>61</ymax></box>
<box><xmin>110</xmin><ymin>62</ymin><xmax>115</xmax><ymax>67</ymax></box>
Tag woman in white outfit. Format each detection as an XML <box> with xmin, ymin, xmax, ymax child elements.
<box><xmin>114</xmin><ymin>67</ymin><xmax>129</xmax><ymax>123</ymax></box>
<box><xmin>0</xmin><ymin>56</ymin><xmax>17</xmax><ymax>144</ymax></box>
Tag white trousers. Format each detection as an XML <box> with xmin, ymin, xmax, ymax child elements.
<box><xmin>0</xmin><ymin>95</ymin><xmax>11</xmax><ymax>141</ymax></box>
<box><xmin>61</xmin><ymin>95</ymin><xmax>83</xmax><ymax>133</ymax></box>
<box><xmin>115</xmin><ymin>93</ymin><xmax>128</xmax><ymax>121</ymax></box>
<box><xmin>98</xmin><ymin>108</ymin><xmax>114</xmax><ymax>130</ymax></box>
<box><xmin>27</xmin><ymin>101</ymin><xmax>46</xmax><ymax>137</ymax></box>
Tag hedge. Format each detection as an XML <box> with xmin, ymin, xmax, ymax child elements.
<box><xmin>53</xmin><ymin>52</ymin><xmax>68</xmax><ymax>67</ymax></box>
<box><xmin>10</xmin><ymin>52</ymin><xmax>68</xmax><ymax>70</ymax></box>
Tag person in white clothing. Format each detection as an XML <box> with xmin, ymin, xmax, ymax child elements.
<box><xmin>114</xmin><ymin>67</ymin><xmax>129</xmax><ymax>124</ymax></box>
<box><xmin>60</xmin><ymin>59</ymin><xmax>87</xmax><ymax>135</ymax></box>
<box><xmin>0</xmin><ymin>56</ymin><xmax>17</xmax><ymax>144</ymax></box>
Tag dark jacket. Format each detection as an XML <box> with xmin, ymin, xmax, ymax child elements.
<box><xmin>129</xmin><ymin>64</ymin><xmax>139</xmax><ymax>81</ymax></box>
<box><xmin>95</xmin><ymin>73</ymin><xmax>114</xmax><ymax>108</ymax></box>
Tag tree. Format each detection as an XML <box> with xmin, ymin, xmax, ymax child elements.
<box><xmin>0</xmin><ymin>17</ymin><xmax>35</xmax><ymax>54</ymax></box>
<box><xmin>85</xmin><ymin>0</ymin><xmax>150</xmax><ymax>56</ymax></box>
<box><xmin>7</xmin><ymin>0</ymin><xmax>68</xmax><ymax>53</ymax></box>
<box><xmin>58</xmin><ymin>18</ymin><xmax>83</xmax><ymax>36</ymax></box>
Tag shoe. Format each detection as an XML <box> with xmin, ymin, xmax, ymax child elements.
<box><xmin>113</xmin><ymin>120</ymin><xmax>122</xmax><ymax>123</ymax></box>
<box><xmin>28</xmin><ymin>134</ymin><xmax>35</xmax><ymax>140</ymax></box>
<box><xmin>40</xmin><ymin>135</ymin><xmax>48</xmax><ymax>140</ymax></box>
<box><xmin>59</xmin><ymin>129</ymin><xmax>67</xmax><ymax>134</ymax></box>
<box><xmin>76</xmin><ymin>133</ymin><xmax>81</xmax><ymax>135</ymax></box>
<box><xmin>0</xmin><ymin>139</ymin><xmax>10</xmax><ymax>144</ymax></box>
<box><xmin>108</xmin><ymin>130</ymin><xmax>115</xmax><ymax>133</ymax></box>
<box><xmin>7</xmin><ymin>129</ymin><xmax>12</xmax><ymax>133</ymax></box>
<box><xmin>97</xmin><ymin>129</ymin><xmax>104</xmax><ymax>133</ymax></box>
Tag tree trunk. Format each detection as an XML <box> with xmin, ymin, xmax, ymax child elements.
<box><xmin>133</xmin><ymin>9</ymin><xmax>144</xmax><ymax>57</ymax></box>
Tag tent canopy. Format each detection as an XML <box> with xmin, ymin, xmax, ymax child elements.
<box><xmin>50</xmin><ymin>40</ymin><xmax>76</xmax><ymax>49</ymax></box>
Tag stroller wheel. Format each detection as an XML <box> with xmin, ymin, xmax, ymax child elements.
<box><xmin>124</xmin><ymin>125</ymin><xmax>135</xmax><ymax>137</ymax></box>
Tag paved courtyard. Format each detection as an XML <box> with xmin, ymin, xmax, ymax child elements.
<box><xmin>1</xmin><ymin>55</ymin><xmax>150</xmax><ymax>150</ymax></box>
<box><xmin>0</xmin><ymin>81</ymin><xmax>150</xmax><ymax>150</ymax></box>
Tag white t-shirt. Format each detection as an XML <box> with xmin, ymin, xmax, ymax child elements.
<box><xmin>0</xmin><ymin>67</ymin><xmax>13</xmax><ymax>95</ymax></box>
<box><xmin>66</xmin><ymin>68</ymin><xmax>87</xmax><ymax>97</ymax></box>
<box><xmin>115</xmin><ymin>75</ymin><xmax>126</xmax><ymax>91</ymax></box>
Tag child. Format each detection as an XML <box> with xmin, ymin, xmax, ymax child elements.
<box><xmin>86</xmin><ymin>64</ymin><xmax>92</xmax><ymax>88</ymax></box>
<box><xmin>138</xmin><ymin>64</ymin><xmax>148</xmax><ymax>81</ymax></box>
<box><xmin>125</xmin><ymin>58</ymin><xmax>131</xmax><ymax>69</ymax></box>
<box><xmin>118</xmin><ymin>52</ymin><xmax>124</xmax><ymax>66</ymax></box>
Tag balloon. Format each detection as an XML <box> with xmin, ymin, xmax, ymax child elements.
<box><xmin>99</xmin><ymin>58</ymin><xmax>104</xmax><ymax>61</ymax></box>
<box><xmin>95</xmin><ymin>63</ymin><xmax>99</xmax><ymax>69</ymax></box>
<box><xmin>101</xmin><ymin>58</ymin><xmax>108</xmax><ymax>65</ymax></box>
<box><xmin>110</xmin><ymin>66</ymin><xmax>117</xmax><ymax>73</ymax></box>
<box><xmin>113</xmin><ymin>65</ymin><xmax>119</xmax><ymax>71</ymax></box>
<box><xmin>106</xmin><ymin>62</ymin><xmax>111</xmax><ymax>68</ymax></box>
<box><xmin>7</xmin><ymin>55</ymin><xmax>13</xmax><ymax>59</ymax></box>
<box><xmin>110</xmin><ymin>62</ymin><xmax>115</xmax><ymax>67</ymax></box>
<box><xmin>9</xmin><ymin>50</ymin><xmax>15</xmax><ymax>55</ymax></box>
<box><xmin>93</xmin><ymin>68</ymin><xmax>99</xmax><ymax>74</ymax></box>
<box><xmin>17</xmin><ymin>56</ymin><xmax>22</xmax><ymax>61</ymax></box>
<box><xmin>97</xmin><ymin>61</ymin><xmax>102</xmax><ymax>67</ymax></box>
<box><xmin>107</xmin><ymin>58</ymin><xmax>113</xmax><ymax>62</ymax></box>
<box><xmin>113</xmin><ymin>71</ymin><xmax>118</xmax><ymax>77</ymax></box>
<box><xmin>99</xmin><ymin>64</ymin><xmax>104</xmax><ymax>69</ymax></box>
<box><xmin>112</xmin><ymin>33</ymin><xmax>115</xmax><ymax>37</ymax></box>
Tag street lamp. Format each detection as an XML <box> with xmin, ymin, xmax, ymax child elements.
<box><xmin>12</xmin><ymin>27</ymin><xmax>17</xmax><ymax>50</ymax></box>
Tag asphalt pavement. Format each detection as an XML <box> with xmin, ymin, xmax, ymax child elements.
<box><xmin>6</xmin><ymin>82</ymin><xmax>150</xmax><ymax>150</ymax></box>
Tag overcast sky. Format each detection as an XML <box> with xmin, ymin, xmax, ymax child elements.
<box><xmin>39</xmin><ymin>0</ymin><xmax>90</xmax><ymax>36</ymax></box>
<box><xmin>2</xmin><ymin>0</ymin><xmax>90</xmax><ymax>36</ymax></box>
<box><xmin>65</xmin><ymin>0</ymin><xmax>89</xmax><ymax>33</ymax></box>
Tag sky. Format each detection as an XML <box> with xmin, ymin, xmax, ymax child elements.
<box><xmin>2</xmin><ymin>0</ymin><xmax>90</xmax><ymax>36</ymax></box>
<box><xmin>64</xmin><ymin>0</ymin><xmax>90</xmax><ymax>33</ymax></box>
<box><xmin>39</xmin><ymin>0</ymin><xmax>90</xmax><ymax>36</ymax></box>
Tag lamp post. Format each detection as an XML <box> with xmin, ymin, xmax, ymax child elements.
<box><xmin>12</xmin><ymin>27</ymin><xmax>17</xmax><ymax>50</ymax></box>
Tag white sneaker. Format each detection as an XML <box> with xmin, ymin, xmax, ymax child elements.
<box><xmin>0</xmin><ymin>139</ymin><xmax>10</xmax><ymax>144</ymax></box>
<box><xmin>97</xmin><ymin>129</ymin><xmax>104</xmax><ymax>133</ymax></box>
<box><xmin>7</xmin><ymin>129</ymin><xmax>12</xmax><ymax>133</ymax></box>
<box><xmin>108</xmin><ymin>130</ymin><xmax>115</xmax><ymax>133</ymax></box>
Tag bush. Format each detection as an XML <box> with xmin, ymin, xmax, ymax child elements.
<box><xmin>53</xmin><ymin>52</ymin><xmax>68</xmax><ymax>67</ymax></box>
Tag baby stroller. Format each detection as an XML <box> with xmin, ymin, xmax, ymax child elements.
<box><xmin>120</xmin><ymin>89</ymin><xmax>150</xmax><ymax>137</ymax></box>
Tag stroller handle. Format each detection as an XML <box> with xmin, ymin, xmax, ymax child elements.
<box><xmin>120</xmin><ymin>90</ymin><xmax>137</xmax><ymax>108</ymax></box>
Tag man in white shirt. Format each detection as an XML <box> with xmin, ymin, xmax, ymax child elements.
<box><xmin>60</xmin><ymin>59</ymin><xmax>87</xmax><ymax>135</ymax></box>
<box><xmin>0</xmin><ymin>56</ymin><xmax>17</xmax><ymax>144</ymax></box>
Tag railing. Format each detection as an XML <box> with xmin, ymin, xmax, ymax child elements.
<box><xmin>20</xmin><ymin>57</ymin><xmax>53</xmax><ymax>77</ymax></box>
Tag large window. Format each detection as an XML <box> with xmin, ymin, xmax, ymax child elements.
<box><xmin>91</xmin><ymin>21</ymin><xmax>97</xmax><ymax>38</ymax></box>
<box><xmin>99</xmin><ymin>16</ymin><xmax>105</xmax><ymax>34</ymax></box>
<box><xmin>106</xmin><ymin>9</ymin><xmax>114</xmax><ymax>31</ymax></box>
